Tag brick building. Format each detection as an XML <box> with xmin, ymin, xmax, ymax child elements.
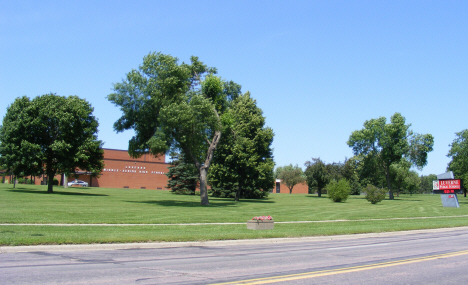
<box><xmin>1</xmin><ymin>149</ymin><xmax>170</xmax><ymax>190</ymax></box>
<box><xmin>273</xmin><ymin>179</ymin><xmax>309</xmax><ymax>194</ymax></box>
<box><xmin>73</xmin><ymin>148</ymin><xmax>169</xmax><ymax>190</ymax></box>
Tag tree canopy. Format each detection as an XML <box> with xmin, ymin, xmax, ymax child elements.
<box><xmin>353</xmin><ymin>153</ymin><xmax>387</xmax><ymax>189</ymax></box>
<box><xmin>447</xmin><ymin>129</ymin><xmax>468</xmax><ymax>193</ymax></box>
<box><xmin>276</xmin><ymin>164</ymin><xmax>305</xmax><ymax>194</ymax></box>
<box><xmin>419</xmin><ymin>174</ymin><xmax>437</xmax><ymax>194</ymax></box>
<box><xmin>347</xmin><ymin>112</ymin><xmax>434</xmax><ymax>199</ymax></box>
<box><xmin>390</xmin><ymin>159</ymin><xmax>420</xmax><ymax>196</ymax></box>
<box><xmin>209</xmin><ymin>92</ymin><xmax>275</xmax><ymax>200</ymax></box>
<box><xmin>304</xmin><ymin>158</ymin><xmax>329</xmax><ymax>197</ymax></box>
<box><xmin>108</xmin><ymin>52</ymin><xmax>239</xmax><ymax>205</ymax></box>
<box><xmin>304</xmin><ymin>157</ymin><xmax>361</xmax><ymax>196</ymax></box>
<box><xmin>166</xmin><ymin>152</ymin><xmax>199</xmax><ymax>195</ymax></box>
<box><xmin>0</xmin><ymin>94</ymin><xmax>104</xmax><ymax>192</ymax></box>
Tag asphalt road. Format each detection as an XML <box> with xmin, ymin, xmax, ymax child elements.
<box><xmin>2</xmin><ymin>227</ymin><xmax>468</xmax><ymax>284</ymax></box>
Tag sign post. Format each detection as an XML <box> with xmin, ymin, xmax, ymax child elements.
<box><xmin>433</xmin><ymin>179</ymin><xmax>463</xmax><ymax>208</ymax></box>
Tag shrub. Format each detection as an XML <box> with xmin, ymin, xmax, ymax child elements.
<box><xmin>365</xmin><ymin>184</ymin><xmax>386</xmax><ymax>204</ymax></box>
<box><xmin>326</xmin><ymin>179</ymin><xmax>350</xmax><ymax>202</ymax></box>
<box><xmin>53</xmin><ymin>178</ymin><xmax>59</xmax><ymax>185</ymax></box>
<box><xmin>349</xmin><ymin>179</ymin><xmax>361</xmax><ymax>195</ymax></box>
<box><xmin>18</xmin><ymin>178</ymin><xmax>32</xmax><ymax>184</ymax></box>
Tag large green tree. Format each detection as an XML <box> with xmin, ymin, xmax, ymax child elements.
<box><xmin>108</xmin><ymin>52</ymin><xmax>237</xmax><ymax>205</ymax></box>
<box><xmin>390</xmin><ymin>159</ymin><xmax>412</xmax><ymax>197</ymax></box>
<box><xmin>347</xmin><ymin>113</ymin><xmax>434</xmax><ymax>200</ymax></box>
<box><xmin>166</xmin><ymin>152</ymin><xmax>199</xmax><ymax>195</ymax></box>
<box><xmin>304</xmin><ymin>158</ymin><xmax>329</xmax><ymax>197</ymax></box>
<box><xmin>340</xmin><ymin>158</ymin><xmax>362</xmax><ymax>195</ymax></box>
<box><xmin>389</xmin><ymin>159</ymin><xmax>420</xmax><ymax>196</ymax></box>
<box><xmin>0</xmin><ymin>94</ymin><xmax>104</xmax><ymax>193</ymax></box>
<box><xmin>404</xmin><ymin>170</ymin><xmax>421</xmax><ymax>196</ymax></box>
<box><xmin>209</xmin><ymin>92</ymin><xmax>275</xmax><ymax>201</ymax></box>
<box><xmin>353</xmin><ymin>154</ymin><xmax>387</xmax><ymax>189</ymax></box>
<box><xmin>276</xmin><ymin>164</ymin><xmax>305</xmax><ymax>194</ymax></box>
<box><xmin>447</xmin><ymin>129</ymin><xmax>468</xmax><ymax>195</ymax></box>
<box><xmin>0</xmin><ymin>96</ymin><xmax>35</xmax><ymax>188</ymax></box>
<box><xmin>304</xmin><ymin>158</ymin><xmax>361</xmax><ymax>196</ymax></box>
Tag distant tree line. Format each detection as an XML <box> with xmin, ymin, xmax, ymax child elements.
<box><xmin>275</xmin><ymin>113</ymin><xmax>443</xmax><ymax>198</ymax></box>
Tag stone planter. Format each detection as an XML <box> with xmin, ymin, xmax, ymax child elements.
<box><xmin>247</xmin><ymin>219</ymin><xmax>274</xmax><ymax>230</ymax></box>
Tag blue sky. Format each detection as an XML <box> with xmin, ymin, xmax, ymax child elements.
<box><xmin>1</xmin><ymin>0</ymin><xmax>467</xmax><ymax>175</ymax></box>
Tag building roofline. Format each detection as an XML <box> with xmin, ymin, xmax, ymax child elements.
<box><xmin>103</xmin><ymin>158</ymin><xmax>168</xmax><ymax>165</ymax></box>
<box><xmin>102</xmin><ymin>148</ymin><xmax>165</xmax><ymax>157</ymax></box>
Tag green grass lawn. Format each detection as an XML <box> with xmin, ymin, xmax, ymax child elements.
<box><xmin>1</xmin><ymin>183</ymin><xmax>468</xmax><ymax>245</ymax></box>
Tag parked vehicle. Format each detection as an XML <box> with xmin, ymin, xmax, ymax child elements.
<box><xmin>67</xmin><ymin>180</ymin><xmax>88</xmax><ymax>187</ymax></box>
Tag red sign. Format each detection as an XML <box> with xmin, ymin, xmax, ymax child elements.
<box><xmin>433</xmin><ymin>179</ymin><xmax>461</xmax><ymax>190</ymax></box>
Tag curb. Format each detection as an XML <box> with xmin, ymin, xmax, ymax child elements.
<box><xmin>2</xmin><ymin>226</ymin><xmax>468</xmax><ymax>253</ymax></box>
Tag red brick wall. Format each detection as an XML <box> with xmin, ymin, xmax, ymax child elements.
<box><xmin>7</xmin><ymin>149</ymin><xmax>170</xmax><ymax>190</ymax></box>
<box><xmin>80</xmin><ymin>149</ymin><xmax>169</xmax><ymax>190</ymax></box>
<box><xmin>91</xmin><ymin>158</ymin><xmax>169</xmax><ymax>190</ymax></box>
<box><xmin>273</xmin><ymin>181</ymin><xmax>309</xmax><ymax>194</ymax></box>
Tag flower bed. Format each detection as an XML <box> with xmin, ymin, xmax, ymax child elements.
<box><xmin>247</xmin><ymin>216</ymin><xmax>274</xmax><ymax>230</ymax></box>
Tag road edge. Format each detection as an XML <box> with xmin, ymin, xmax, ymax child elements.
<box><xmin>2</xmin><ymin>226</ymin><xmax>468</xmax><ymax>253</ymax></box>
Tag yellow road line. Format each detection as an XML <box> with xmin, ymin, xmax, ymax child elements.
<box><xmin>212</xmin><ymin>249</ymin><xmax>468</xmax><ymax>285</ymax></box>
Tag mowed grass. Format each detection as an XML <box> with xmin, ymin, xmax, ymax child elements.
<box><xmin>1</xmin><ymin>183</ymin><xmax>468</xmax><ymax>245</ymax></box>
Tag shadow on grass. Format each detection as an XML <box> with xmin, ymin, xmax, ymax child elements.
<box><xmin>390</xmin><ymin>198</ymin><xmax>423</xmax><ymax>201</ymax></box>
<box><xmin>127</xmin><ymin>198</ymin><xmax>275</xmax><ymax>207</ymax></box>
<box><xmin>211</xmin><ymin>197</ymin><xmax>275</xmax><ymax>204</ymax></box>
<box><xmin>127</xmin><ymin>200</ymin><xmax>240</xmax><ymax>207</ymax></box>
<box><xmin>7</xmin><ymin>189</ymin><xmax>108</xmax><ymax>197</ymax></box>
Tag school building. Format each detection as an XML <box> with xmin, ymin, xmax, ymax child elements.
<box><xmin>273</xmin><ymin>179</ymin><xmax>309</xmax><ymax>194</ymax></box>
<box><xmin>72</xmin><ymin>148</ymin><xmax>170</xmax><ymax>189</ymax></box>
<box><xmin>1</xmin><ymin>149</ymin><xmax>170</xmax><ymax>190</ymax></box>
<box><xmin>2</xmin><ymin>148</ymin><xmax>310</xmax><ymax>194</ymax></box>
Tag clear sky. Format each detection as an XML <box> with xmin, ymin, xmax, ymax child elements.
<box><xmin>1</xmin><ymin>0</ymin><xmax>467</xmax><ymax>175</ymax></box>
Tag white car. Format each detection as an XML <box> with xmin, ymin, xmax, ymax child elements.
<box><xmin>67</xmin><ymin>180</ymin><xmax>88</xmax><ymax>187</ymax></box>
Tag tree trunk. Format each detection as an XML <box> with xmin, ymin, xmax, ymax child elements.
<box><xmin>289</xmin><ymin>186</ymin><xmax>293</xmax><ymax>194</ymax></box>
<box><xmin>47</xmin><ymin>170</ymin><xmax>55</xmax><ymax>193</ymax></box>
<box><xmin>385</xmin><ymin>171</ymin><xmax>394</xmax><ymax>200</ymax></box>
<box><xmin>199</xmin><ymin>167</ymin><xmax>209</xmax><ymax>206</ymax></box>
<box><xmin>317</xmin><ymin>187</ymin><xmax>322</xmax><ymax>197</ymax></box>
<box><xmin>63</xmin><ymin>174</ymin><xmax>68</xmax><ymax>188</ymax></box>
<box><xmin>235</xmin><ymin>184</ymin><xmax>241</xmax><ymax>201</ymax></box>
<box><xmin>187</xmin><ymin>130</ymin><xmax>221</xmax><ymax>206</ymax></box>
<box><xmin>13</xmin><ymin>175</ymin><xmax>16</xmax><ymax>188</ymax></box>
<box><xmin>192</xmin><ymin>180</ymin><xmax>197</xmax><ymax>195</ymax></box>
<box><xmin>200</xmin><ymin>130</ymin><xmax>222</xmax><ymax>206</ymax></box>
